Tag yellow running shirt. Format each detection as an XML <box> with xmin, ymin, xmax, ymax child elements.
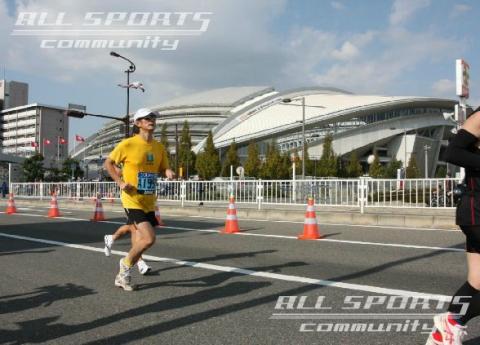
<box><xmin>108</xmin><ymin>135</ymin><xmax>169</xmax><ymax>212</ymax></box>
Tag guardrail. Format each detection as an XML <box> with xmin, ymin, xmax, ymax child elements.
<box><xmin>10</xmin><ymin>177</ymin><xmax>461</xmax><ymax>213</ymax></box>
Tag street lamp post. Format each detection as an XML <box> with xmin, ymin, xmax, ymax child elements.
<box><xmin>110</xmin><ymin>51</ymin><xmax>136</xmax><ymax>138</ymax></box>
<box><xmin>301</xmin><ymin>97</ymin><xmax>305</xmax><ymax>180</ymax></box>
<box><xmin>175</xmin><ymin>123</ymin><xmax>179</xmax><ymax>178</ymax></box>
<box><xmin>424</xmin><ymin>144</ymin><xmax>431</xmax><ymax>178</ymax></box>
<box><xmin>282</xmin><ymin>97</ymin><xmax>306</xmax><ymax>179</ymax></box>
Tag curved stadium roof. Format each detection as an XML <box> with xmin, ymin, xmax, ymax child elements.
<box><xmin>208</xmin><ymin>86</ymin><xmax>456</xmax><ymax>149</ymax></box>
<box><xmin>72</xmin><ymin>85</ymin><xmax>457</xmax><ymax>169</ymax></box>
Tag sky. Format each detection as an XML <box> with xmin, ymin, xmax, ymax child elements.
<box><xmin>0</xmin><ymin>0</ymin><xmax>478</xmax><ymax>151</ymax></box>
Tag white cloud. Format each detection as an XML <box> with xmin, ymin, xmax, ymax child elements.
<box><xmin>331</xmin><ymin>41</ymin><xmax>359</xmax><ymax>61</ymax></box>
<box><xmin>2</xmin><ymin>0</ymin><xmax>289</xmax><ymax>103</ymax></box>
<box><xmin>303</xmin><ymin>28</ymin><xmax>461</xmax><ymax>95</ymax></box>
<box><xmin>330</xmin><ymin>1</ymin><xmax>345</xmax><ymax>11</ymax></box>
<box><xmin>0</xmin><ymin>0</ymin><xmax>13</xmax><ymax>66</ymax></box>
<box><xmin>432</xmin><ymin>79</ymin><xmax>455</xmax><ymax>95</ymax></box>
<box><xmin>453</xmin><ymin>4</ymin><xmax>471</xmax><ymax>14</ymax></box>
<box><xmin>0</xmin><ymin>0</ymin><xmax>468</xmax><ymax>115</ymax></box>
<box><xmin>389</xmin><ymin>0</ymin><xmax>430</xmax><ymax>26</ymax></box>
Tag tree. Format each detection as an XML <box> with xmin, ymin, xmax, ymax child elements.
<box><xmin>346</xmin><ymin>152</ymin><xmax>363</xmax><ymax>177</ymax></box>
<box><xmin>178</xmin><ymin>120</ymin><xmax>196</xmax><ymax>178</ymax></box>
<box><xmin>244</xmin><ymin>141</ymin><xmax>261</xmax><ymax>178</ymax></box>
<box><xmin>302</xmin><ymin>142</ymin><xmax>315</xmax><ymax>177</ymax></box>
<box><xmin>368</xmin><ymin>153</ymin><xmax>384</xmax><ymax>178</ymax></box>
<box><xmin>22</xmin><ymin>153</ymin><xmax>45</xmax><ymax>182</ymax></box>
<box><xmin>61</xmin><ymin>157</ymin><xmax>84</xmax><ymax>180</ymax></box>
<box><xmin>195</xmin><ymin>131</ymin><xmax>221</xmax><ymax>180</ymax></box>
<box><xmin>260</xmin><ymin>141</ymin><xmax>281</xmax><ymax>179</ymax></box>
<box><xmin>318</xmin><ymin>133</ymin><xmax>337</xmax><ymax>177</ymax></box>
<box><xmin>278</xmin><ymin>152</ymin><xmax>292</xmax><ymax>179</ymax></box>
<box><xmin>406</xmin><ymin>154</ymin><xmax>420</xmax><ymax>178</ymax></box>
<box><xmin>384</xmin><ymin>158</ymin><xmax>402</xmax><ymax>178</ymax></box>
<box><xmin>336</xmin><ymin>157</ymin><xmax>348</xmax><ymax>178</ymax></box>
<box><xmin>160</xmin><ymin>123</ymin><xmax>169</xmax><ymax>151</ymax></box>
<box><xmin>221</xmin><ymin>140</ymin><xmax>240</xmax><ymax>177</ymax></box>
<box><xmin>435</xmin><ymin>166</ymin><xmax>447</xmax><ymax>178</ymax></box>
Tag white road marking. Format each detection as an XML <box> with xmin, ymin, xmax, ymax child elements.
<box><xmin>0</xmin><ymin>231</ymin><xmax>451</xmax><ymax>303</ymax></box>
<box><xmin>0</xmin><ymin>212</ymin><xmax>464</xmax><ymax>252</ymax></box>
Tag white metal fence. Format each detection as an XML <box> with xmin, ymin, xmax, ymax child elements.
<box><xmin>10</xmin><ymin>177</ymin><xmax>461</xmax><ymax>213</ymax></box>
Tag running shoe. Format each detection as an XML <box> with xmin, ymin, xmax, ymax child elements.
<box><xmin>433</xmin><ymin>313</ymin><xmax>467</xmax><ymax>345</ymax></box>
<box><xmin>137</xmin><ymin>259</ymin><xmax>152</xmax><ymax>275</ymax></box>
<box><xmin>104</xmin><ymin>235</ymin><xmax>113</xmax><ymax>257</ymax></box>
<box><xmin>115</xmin><ymin>258</ymin><xmax>134</xmax><ymax>291</ymax></box>
<box><xmin>425</xmin><ymin>328</ymin><xmax>443</xmax><ymax>345</ymax></box>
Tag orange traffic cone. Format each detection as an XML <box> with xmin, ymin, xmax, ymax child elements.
<box><xmin>155</xmin><ymin>202</ymin><xmax>165</xmax><ymax>227</ymax></box>
<box><xmin>298</xmin><ymin>197</ymin><xmax>321</xmax><ymax>240</ymax></box>
<box><xmin>221</xmin><ymin>195</ymin><xmax>240</xmax><ymax>234</ymax></box>
<box><xmin>48</xmin><ymin>193</ymin><xmax>61</xmax><ymax>218</ymax></box>
<box><xmin>6</xmin><ymin>193</ymin><xmax>17</xmax><ymax>214</ymax></box>
<box><xmin>91</xmin><ymin>195</ymin><xmax>105</xmax><ymax>221</ymax></box>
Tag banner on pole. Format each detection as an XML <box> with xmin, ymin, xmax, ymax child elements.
<box><xmin>456</xmin><ymin>59</ymin><xmax>470</xmax><ymax>98</ymax></box>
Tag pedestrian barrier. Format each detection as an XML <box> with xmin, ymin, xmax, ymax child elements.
<box><xmin>48</xmin><ymin>193</ymin><xmax>60</xmax><ymax>218</ymax></box>
<box><xmin>10</xmin><ymin>177</ymin><xmax>462</xmax><ymax>213</ymax></box>
<box><xmin>298</xmin><ymin>197</ymin><xmax>321</xmax><ymax>240</ymax></box>
<box><xmin>221</xmin><ymin>195</ymin><xmax>240</xmax><ymax>234</ymax></box>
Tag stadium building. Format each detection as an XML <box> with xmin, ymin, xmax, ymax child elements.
<box><xmin>72</xmin><ymin>86</ymin><xmax>458</xmax><ymax>178</ymax></box>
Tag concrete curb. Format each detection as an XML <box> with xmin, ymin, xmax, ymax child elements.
<box><xmin>5</xmin><ymin>198</ymin><xmax>458</xmax><ymax>230</ymax></box>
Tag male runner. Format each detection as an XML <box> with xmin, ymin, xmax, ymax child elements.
<box><xmin>104</xmin><ymin>165</ymin><xmax>152</xmax><ymax>275</ymax></box>
<box><xmin>104</xmin><ymin>108</ymin><xmax>174</xmax><ymax>291</ymax></box>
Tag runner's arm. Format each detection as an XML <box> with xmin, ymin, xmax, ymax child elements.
<box><xmin>104</xmin><ymin>157</ymin><xmax>132</xmax><ymax>191</ymax></box>
<box><xmin>444</xmin><ymin>129</ymin><xmax>480</xmax><ymax>170</ymax></box>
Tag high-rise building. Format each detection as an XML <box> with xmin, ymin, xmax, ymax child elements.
<box><xmin>0</xmin><ymin>103</ymin><xmax>69</xmax><ymax>169</ymax></box>
<box><xmin>0</xmin><ymin>80</ymin><xmax>70</xmax><ymax>172</ymax></box>
<box><xmin>0</xmin><ymin>80</ymin><xmax>29</xmax><ymax>110</ymax></box>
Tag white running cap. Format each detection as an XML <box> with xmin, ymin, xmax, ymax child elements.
<box><xmin>133</xmin><ymin>108</ymin><xmax>158</xmax><ymax>121</ymax></box>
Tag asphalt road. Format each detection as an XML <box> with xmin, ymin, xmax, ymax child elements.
<box><xmin>0</xmin><ymin>205</ymin><xmax>479</xmax><ymax>345</ymax></box>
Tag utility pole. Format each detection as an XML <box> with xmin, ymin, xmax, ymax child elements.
<box><xmin>424</xmin><ymin>145</ymin><xmax>431</xmax><ymax>178</ymax></box>
<box><xmin>175</xmin><ymin>123</ymin><xmax>179</xmax><ymax>177</ymax></box>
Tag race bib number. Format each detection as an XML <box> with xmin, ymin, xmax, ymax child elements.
<box><xmin>137</xmin><ymin>172</ymin><xmax>157</xmax><ymax>195</ymax></box>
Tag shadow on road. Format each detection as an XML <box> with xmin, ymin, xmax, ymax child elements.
<box><xmin>0</xmin><ymin>283</ymin><xmax>96</xmax><ymax>316</ymax></box>
<box><xmin>0</xmin><ymin>213</ymin><xmax>470</xmax><ymax>344</ymax></box>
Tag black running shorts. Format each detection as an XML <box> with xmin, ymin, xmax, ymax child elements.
<box><xmin>460</xmin><ymin>225</ymin><xmax>480</xmax><ymax>253</ymax></box>
<box><xmin>124</xmin><ymin>208</ymin><xmax>158</xmax><ymax>227</ymax></box>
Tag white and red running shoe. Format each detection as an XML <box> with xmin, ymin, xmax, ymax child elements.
<box><xmin>425</xmin><ymin>328</ymin><xmax>443</xmax><ymax>345</ymax></box>
<box><xmin>433</xmin><ymin>313</ymin><xmax>467</xmax><ymax>345</ymax></box>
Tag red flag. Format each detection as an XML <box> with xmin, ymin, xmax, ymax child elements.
<box><xmin>59</xmin><ymin>137</ymin><xmax>67</xmax><ymax>144</ymax></box>
<box><xmin>43</xmin><ymin>139</ymin><xmax>51</xmax><ymax>145</ymax></box>
<box><xmin>31</xmin><ymin>142</ymin><xmax>39</xmax><ymax>148</ymax></box>
<box><xmin>75</xmin><ymin>134</ymin><xmax>85</xmax><ymax>142</ymax></box>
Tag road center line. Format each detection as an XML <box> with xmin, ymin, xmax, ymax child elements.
<box><xmin>0</xmin><ymin>231</ymin><xmax>451</xmax><ymax>302</ymax></box>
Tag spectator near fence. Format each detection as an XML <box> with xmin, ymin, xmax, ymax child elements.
<box><xmin>1</xmin><ymin>181</ymin><xmax>7</xmax><ymax>198</ymax></box>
